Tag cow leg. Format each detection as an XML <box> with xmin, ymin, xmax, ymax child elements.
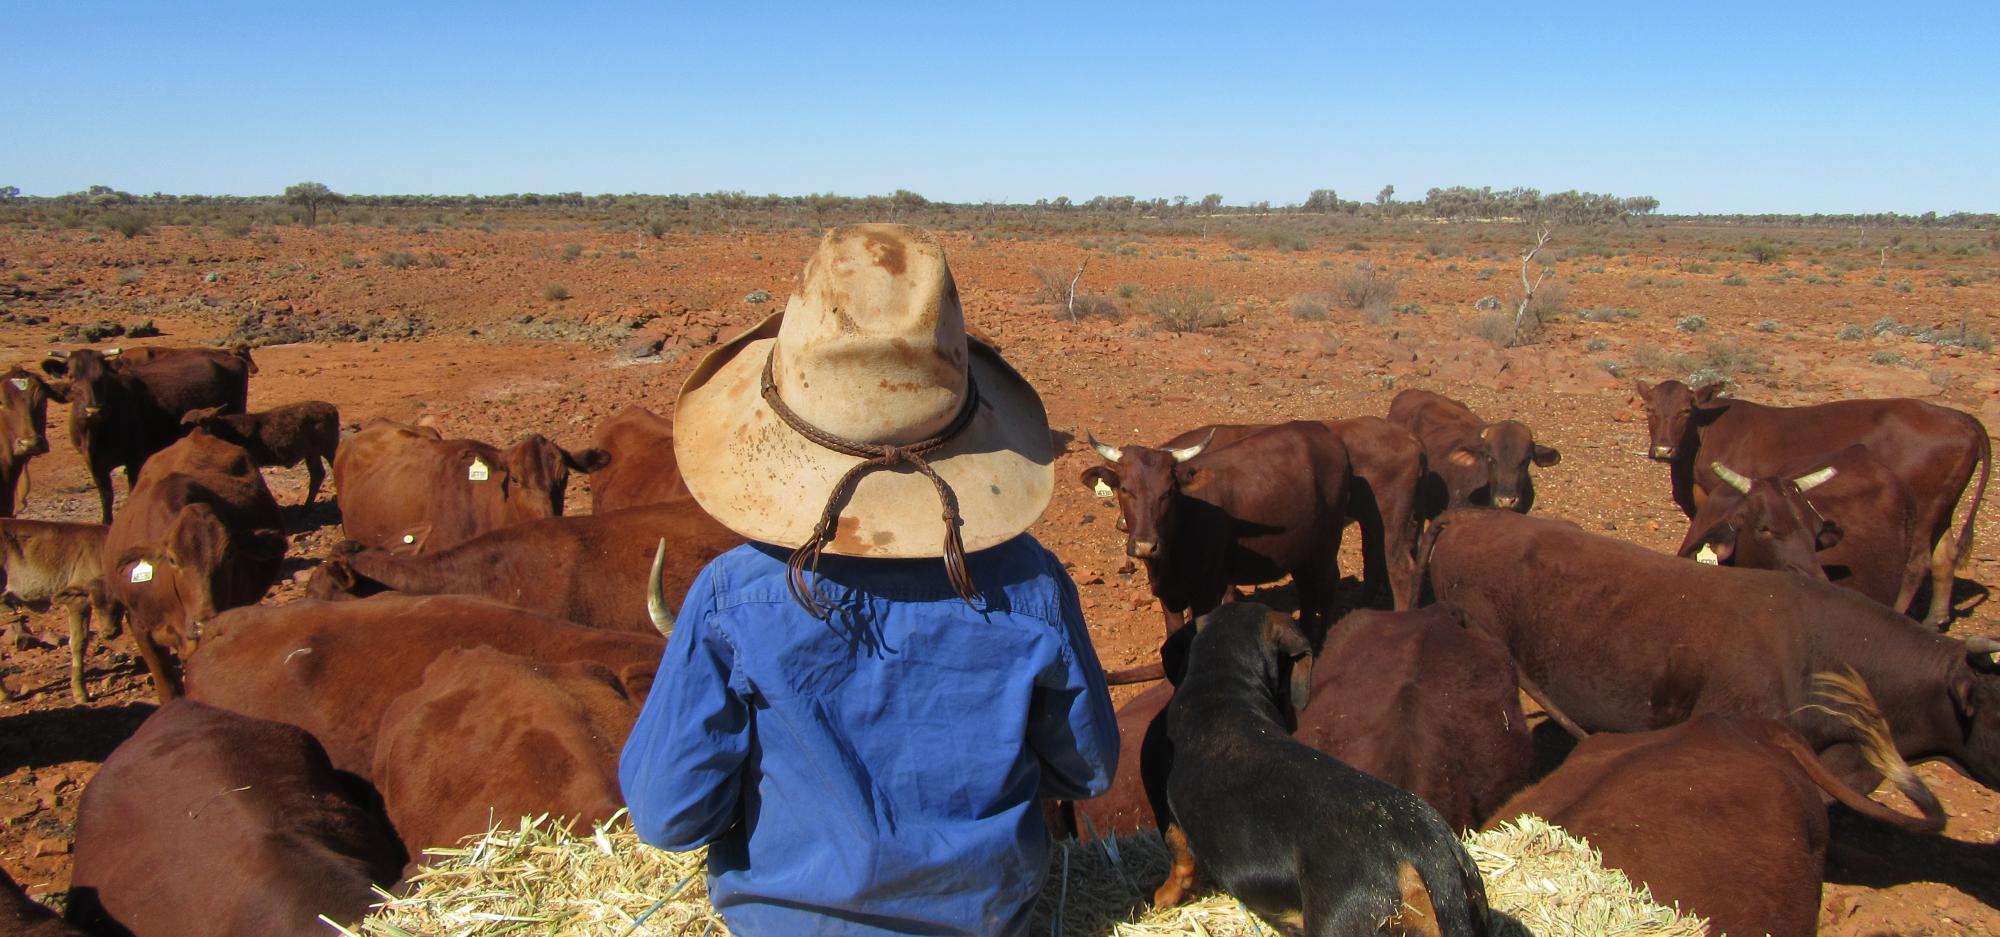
<box><xmin>1922</xmin><ymin>545</ymin><xmax>1956</xmax><ymax>629</ymax></box>
<box><xmin>129</xmin><ymin>628</ymin><xmax>183</xmax><ymax>702</ymax></box>
<box><xmin>88</xmin><ymin>462</ymin><xmax>115</xmax><ymax>525</ymax></box>
<box><xmin>65</xmin><ymin>600</ymin><xmax>90</xmax><ymax>703</ymax></box>
<box><xmin>304</xmin><ymin>454</ymin><xmax>326</xmax><ymax>506</ymax></box>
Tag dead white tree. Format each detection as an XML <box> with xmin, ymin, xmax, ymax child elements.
<box><xmin>1513</xmin><ymin>227</ymin><xmax>1553</xmax><ymax>339</ymax></box>
<box><xmin>1065</xmin><ymin>259</ymin><xmax>1089</xmax><ymax>324</ymax></box>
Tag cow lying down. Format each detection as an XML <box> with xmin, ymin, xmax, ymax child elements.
<box><xmin>67</xmin><ymin>700</ymin><xmax>405</xmax><ymax>937</ymax></box>
<box><xmin>1427</xmin><ymin>508</ymin><xmax>2000</xmax><ymax>796</ymax></box>
<box><xmin>309</xmin><ymin>499</ymin><xmax>744</xmax><ymax>634</ymax></box>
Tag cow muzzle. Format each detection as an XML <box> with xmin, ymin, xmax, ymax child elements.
<box><xmin>12</xmin><ymin>439</ymin><xmax>39</xmax><ymax>456</ymax></box>
<box><xmin>1491</xmin><ymin>495</ymin><xmax>1521</xmax><ymax>511</ymax></box>
<box><xmin>83</xmin><ymin>406</ymin><xmax>103</xmax><ymax>419</ymax></box>
<box><xmin>1128</xmin><ymin>541</ymin><xmax>1159</xmax><ymax>559</ymax></box>
<box><xmin>1649</xmin><ymin>445</ymin><xmax>1675</xmax><ymax>460</ymax></box>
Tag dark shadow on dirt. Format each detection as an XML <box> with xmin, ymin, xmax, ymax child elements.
<box><xmin>1825</xmin><ymin>807</ymin><xmax>2000</xmax><ymax>909</ymax></box>
<box><xmin>277</xmin><ymin>496</ymin><xmax>341</xmax><ymax>536</ymax></box>
<box><xmin>0</xmin><ymin>703</ymin><xmax>155</xmax><ymax>774</ymax></box>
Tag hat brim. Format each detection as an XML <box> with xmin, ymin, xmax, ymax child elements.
<box><xmin>674</xmin><ymin>313</ymin><xmax>1055</xmax><ymax>558</ymax></box>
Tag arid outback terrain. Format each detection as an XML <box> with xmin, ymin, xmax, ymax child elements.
<box><xmin>1</xmin><ymin>217</ymin><xmax>1996</xmax><ymax>935</ymax></box>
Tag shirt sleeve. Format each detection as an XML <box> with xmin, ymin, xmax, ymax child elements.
<box><xmin>618</xmin><ymin>569</ymin><xmax>751</xmax><ymax>851</ymax></box>
<box><xmin>1026</xmin><ymin>553</ymin><xmax>1121</xmax><ymax>801</ymax></box>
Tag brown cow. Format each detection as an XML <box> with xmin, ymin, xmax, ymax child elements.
<box><xmin>0</xmin><ymin>367</ymin><xmax>60</xmax><ymax>517</ymax></box>
<box><xmin>66</xmin><ymin>700</ymin><xmax>405</xmax><ymax>937</ymax></box>
<box><xmin>1490</xmin><ymin>710</ymin><xmax>1943</xmax><ymax>937</ymax></box>
<box><xmin>1071</xmin><ymin>605</ymin><xmax>1530</xmax><ymax>840</ymax></box>
<box><xmin>1426</xmin><ymin>508</ymin><xmax>2000</xmax><ymax>796</ymax></box>
<box><xmin>334</xmin><ymin>417</ymin><xmax>608</xmax><ymax>553</ymax></box>
<box><xmin>1</xmin><ymin>866</ymin><xmax>86</xmax><ymax>936</ymax></box>
<box><xmin>0</xmin><ymin>519</ymin><xmax>120</xmax><ymax>702</ymax></box>
<box><xmin>184</xmin><ymin>593</ymin><xmax>665</xmax><ymax>776</ymax></box>
<box><xmin>308</xmin><ymin>499</ymin><xmax>742</xmax><ymax>634</ymax></box>
<box><xmin>1386</xmin><ymin>388</ymin><xmax>1559</xmax><ymax>515</ymax></box>
<box><xmin>1678</xmin><ymin>444</ymin><xmax>1924</xmax><ymax>612</ymax></box>
<box><xmin>1634</xmin><ymin>379</ymin><xmax>1990</xmax><ymax>626</ymax></box>
<box><xmin>181</xmin><ymin>399</ymin><xmax>341</xmax><ymax>506</ymax></box>
<box><xmin>39</xmin><ymin>345</ymin><xmax>255</xmax><ymax>523</ymax></box>
<box><xmin>1080</xmin><ymin>421</ymin><xmax>1351</xmax><ymax>642</ymax></box>
<box><xmin>102</xmin><ymin>432</ymin><xmax>285</xmax><ymax>700</ymax></box>
<box><xmin>373</xmin><ymin>646</ymin><xmax>645</xmax><ymax>858</ymax></box>
<box><xmin>588</xmin><ymin>405</ymin><xmax>688</xmax><ymax>512</ymax></box>
<box><xmin>1129</xmin><ymin>418</ymin><xmax>1424</xmax><ymax>611</ymax></box>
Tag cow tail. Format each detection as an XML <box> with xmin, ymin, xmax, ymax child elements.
<box><xmin>1954</xmin><ymin>418</ymin><xmax>1990</xmax><ymax>573</ymax></box>
<box><xmin>1793</xmin><ymin>668</ymin><xmax>1946</xmax><ymax>832</ymax></box>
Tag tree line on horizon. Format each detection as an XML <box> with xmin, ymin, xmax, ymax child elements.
<box><xmin>1</xmin><ymin>182</ymin><xmax>1992</xmax><ymax>232</ymax></box>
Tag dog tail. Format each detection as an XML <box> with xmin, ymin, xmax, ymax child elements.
<box><xmin>1385</xmin><ymin>863</ymin><xmax>1444</xmax><ymax>937</ymax></box>
<box><xmin>1389</xmin><ymin>851</ymin><xmax>1491</xmax><ymax>937</ymax></box>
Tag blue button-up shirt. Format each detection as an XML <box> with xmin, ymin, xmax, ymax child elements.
<box><xmin>620</xmin><ymin>534</ymin><xmax>1119</xmax><ymax>937</ymax></box>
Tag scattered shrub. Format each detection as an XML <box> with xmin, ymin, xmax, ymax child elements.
<box><xmin>560</xmin><ymin>243</ymin><xmax>583</xmax><ymax>262</ymax></box>
<box><xmin>1029</xmin><ymin>266</ymin><xmax>1072</xmax><ymax>305</ymax></box>
<box><xmin>1838</xmin><ymin>324</ymin><xmax>1866</xmax><ymax>341</ymax></box>
<box><xmin>1599</xmin><ymin>359</ymin><xmax>1625</xmax><ymax>377</ymax></box>
<box><xmin>1685</xmin><ymin>262</ymin><xmax>1715</xmax><ymax>274</ymax></box>
<box><xmin>1754</xmin><ymin>319</ymin><xmax>1780</xmax><ymax>333</ymax></box>
<box><xmin>220</xmin><ymin>219</ymin><xmax>253</xmax><ymax>238</ymax></box>
<box><xmin>338</xmin><ymin>254</ymin><xmax>363</xmax><ymax>269</ymax></box>
<box><xmin>1677</xmin><ymin>315</ymin><xmax>1707</xmax><ymax>332</ymax></box>
<box><xmin>380</xmin><ymin>251</ymin><xmax>415</xmax><ymax>269</ymax></box>
<box><xmin>1290</xmin><ymin>294</ymin><xmax>1331</xmax><ymax>322</ymax></box>
<box><xmin>1466</xmin><ymin>312</ymin><xmax>1524</xmax><ymax>348</ymax></box>
<box><xmin>116</xmin><ymin>268</ymin><xmax>144</xmax><ymax>286</ymax></box>
<box><xmin>1345</xmin><ymin>241</ymin><xmax>1367</xmax><ymax>252</ymax></box>
<box><xmin>1117</xmin><ymin>283</ymin><xmax>1140</xmax><ymax>299</ymax></box>
<box><xmin>1518</xmin><ymin>280</ymin><xmax>1567</xmax><ymax>324</ymax></box>
<box><xmin>425</xmin><ymin>252</ymin><xmax>451</xmax><ymax>268</ymax></box>
<box><xmin>617</xmin><ymin>250</ymin><xmax>637</xmax><ymax>260</ymax></box>
<box><xmin>1701</xmin><ymin>342</ymin><xmax>1769</xmax><ymax>377</ymax></box>
<box><xmin>102</xmin><ymin>212</ymin><xmax>151</xmax><ymax>238</ymax></box>
<box><xmin>1146</xmin><ymin>289</ymin><xmax>1226</xmax><ymax>333</ymax></box>
<box><xmin>646</xmin><ymin>218</ymin><xmax>670</xmax><ymax>239</ymax></box>
<box><xmin>1720</xmin><ymin>275</ymin><xmax>1748</xmax><ymax>287</ymax></box>
<box><xmin>1060</xmin><ymin>294</ymin><xmax>1123</xmax><ymax>323</ymax></box>
<box><xmin>1586</xmin><ymin>338</ymin><xmax>1610</xmax><ymax>352</ymax></box>
<box><xmin>1743</xmin><ymin>240</ymin><xmax>1785</xmax><ymax>264</ymax></box>
<box><xmin>744</xmin><ymin>289</ymin><xmax>772</xmax><ymax>304</ymax></box>
<box><xmin>1338</xmin><ymin>264</ymin><xmax>1398</xmax><ymax>310</ymax></box>
<box><xmin>1475</xmin><ymin>267</ymin><xmax>1497</xmax><ymax>281</ymax></box>
<box><xmin>1576</xmin><ymin>307</ymin><xmax>1640</xmax><ymax>322</ymax></box>
<box><xmin>543</xmin><ymin>283</ymin><xmax>571</xmax><ymax>301</ymax></box>
<box><xmin>1871</xmin><ymin>350</ymin><xmax>1906</xmax><ymax>366</ymax></box>
<box><xmin>1894</xmin><ymin>279</ymin><xmax>1913</xmax><ymax>293</ymax></box>
<box><xmin>1393</xmin><ymin>302</ymin><xmax>1428</xmax><ymax>316</ymax></box>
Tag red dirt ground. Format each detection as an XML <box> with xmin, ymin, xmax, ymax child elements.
<box><xmin>1</xmin><ymin>222</ymin><xmax>1995</xmax><ymax>934</ymax></box>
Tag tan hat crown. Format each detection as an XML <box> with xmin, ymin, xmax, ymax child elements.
<box><xmin>771</xmin><ymin>226</ymin><xmax>970</xmax><ymax>445</ymax></box>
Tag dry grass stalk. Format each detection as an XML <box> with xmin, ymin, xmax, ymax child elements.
<box><xmin>356</xmin><ymin>812</ymin><xmax>1705</xmax><ymax>937</ymax></box>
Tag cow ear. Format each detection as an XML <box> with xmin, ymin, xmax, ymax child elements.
<box><xmin>1632</xmin><ymin>380</ymin><xmax>1653</xmax><ymax>400</ymax></box>
<box><xmin>1690</xmin><ymin>383</ymin><xmax>1727</xmax><ymax>407</ymax></box>
<box><xmin>1532</xmin><ymin>444</ymin><xmax>1562</xmax><ymax>467</ymax></box>
<box><xmin>565</xmin><ymin>446</ymin><xmax>612</xmax><ymax>473</ymax></box>
<box><xmin>39</xmin><ymin>358</ymin><xmax>69</xmax><ymax>379</ymax></box>
<box><xmin>40</xmin><ymin>379</ymin><xmax>68</xmax><ymax>403</ymax></box>
<box><xmin>180</xmin><ymin>405</ymin><xmax>224</xmax><ymax>427</ymax></box>
<box><xmin>1079</xmin><ymin>465</ymin><xmax>1119</xmax><ymax>493</ymax></box>
<box><xmin>1446</xmin><ymin>446</ymin><xmax>1481</xmax><ymax>468</ymax></box>
<box><xmin>618</xmin><ymin>663</ymin><xmax>658</xmax><ymax>702</ymax></box>
<box><xmin>166</xmin><ymin>505</ymin><xmax>229</xmax><ymax>567</ymax></box>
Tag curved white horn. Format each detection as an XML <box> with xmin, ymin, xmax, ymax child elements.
<box><xmin>1792</xmin><ymin>466</ymin><xmax>1837</xmax><ymax>492</ymax></box>
<box><xmin>1169</xmin><ymin>429</ymin><xmax>1217</xmax><ymax>464</ymax></box>
<box><xmin>1087</xmin><ymin>432</ymin><xmax>1122</xmax><ymax>463</ymax></box>
<box><xmin>646</xmin><ymin>538</ymin><xmax>676</xmax><ymax>636</ymax></box>
<box><xmin>1966</xmin><ymin>636</ymin><xmax>2000</xmax><ymax>655</ymax></box>
<box><xmin>1711</xmin><ymin>462</ymin><xmax>1753</xmax><ymax>494</ymax></box>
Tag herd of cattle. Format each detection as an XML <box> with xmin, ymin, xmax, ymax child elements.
<box><xmin>0</xmin><ymin>340</ymin><xmax>1993</xmax><ymax>936</ymax></box>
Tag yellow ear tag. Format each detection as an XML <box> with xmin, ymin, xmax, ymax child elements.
<box><xmin>104</xmin><ymin>347</ymin><xmax>123</xmax><ymax>357</ymax></box>
<box><xmin>7</xmin><ymin>378</ymin><xmax>27</xmax><ymax>391</ymax></box>
<box><xmin>1093</xmin><ymin>479</ymin><xmax>1114</xmax><ymax>498</ymax></box>
<box><xmin>1694</xmin><ymin>544</ymin><xmax>1719</xmax><ymax>565</ymax></box>
<box><xmin>402</xmin><ymin>534</ymin><xmax>416</xmax><ymax>544</ymax></box>
<box><xmin>130</xmin><ymin>560</ymin><xmax>154</xmax><ymax>583</ymax></box>
<box><xmin>467</xmin><ymin>459</ymin><xmax>490</xmax><ymax>481</ymax></box>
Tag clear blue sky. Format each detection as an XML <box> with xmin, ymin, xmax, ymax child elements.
<box><xmin>4</xmin><ymin>2</ymin><xmax>1995</xmax><ymax>214</ymax></box>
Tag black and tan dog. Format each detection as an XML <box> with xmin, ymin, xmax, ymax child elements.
<box><xmin>1150</xmin><ymin>602</ymin><xmax>1489</xmax><ymax>936</ymax></box>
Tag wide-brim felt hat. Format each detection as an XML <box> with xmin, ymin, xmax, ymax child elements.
<box><xmin>673</xmin><ymin>224</ymin><xmax>1054</xmax><ymax>558</ymax></box>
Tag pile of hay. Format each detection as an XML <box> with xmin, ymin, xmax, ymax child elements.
<box><xmin>348</xmin><ymin>812</ymin><xmax>1707</xmax><ymax>936</ymax></box>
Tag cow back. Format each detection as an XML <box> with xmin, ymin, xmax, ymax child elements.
<box><xmin>373</xmin><ymin>646</ymin><xmax>643</xmax><ymax>857</ymax></box>
<box><xmin>1299</xmin><ymin>606</ymin><xmax>1533</xmax><ymax>830</ymax></box>
<box><xmin>1489</xmin><ymin>716</ymin><xmax>1830</xmax><ymax>937</ymax></box>
<box><xmin>335</xmin><ymin>418</ymin><xmax>562</xmax><ymax>553</ymax></box>
<box><xmin>185</xmin><ymin>594</ymin><xmax>665</xmax><ymax>775</ymax></box>
<box><xmin>67</xmin><ymin>700</ymin><xmax>404</xmax><ymax>937</ymax></box>
<box><xmin>589</xmin><ymin>405</ymin><xmax>689</xmax><ymax>512</ymax></box>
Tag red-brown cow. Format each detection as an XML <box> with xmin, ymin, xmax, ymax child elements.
<box><xmin>1079</xmin><ymin>421</ymin><xmax>1350</xmax><ymax>642</ymax></box>
<box><xmin>0</xmin><ymin>518</ymin><xmax>119</xmax><ymax>702</ymax></box>
<box><xmin>66</xmin><ymin>700</ymin><xmax>405</xmax><ymax>937</ymax></box>
<box><xmin>182</xmin><ymin>399</ymin><xmax>341</xmax><ymax>506</ymax></box>
<box><xmin>102</xmin><ymin>432</ymin><xmax>284</xmax><ymax>700</ymax></box>
<box><xmin>1426</xmin><ymin>508</ymin><xmax>2000</xmax><ymax>796</ymax></box>
<box><xmin>1677</xmin><ymin>444</ymin><xmax>1923</xmax><ymax>612</ymax></box>
<box><xmin>333</xmin><ymin>417</ymin><xmax>608</xmax><ymax>553</ymax></box>
<box><xmin>184</xmin><ymin>594</ymin><xmax>665</xmax><ymax>776</ymax></box>
<box><xmin>1387</xmin><ymin>388</ymin><xmax>1559</xmax><ymax>515</ymax></box>
<box><xmin>1070</xmin><ymin>605</ymin><xmax>1531</xmax><ymax>840</ymax></box>
<box><xmin>40</xmin><ymin>345</ymin><xmax>255</xmax><ymax>523</ymax></box>
<box><xmin>1132</xmin><ymin>418</ymin><xmax>1424</xmax><ymax>611</ymax></box>
<box><xmin>588</xmin><ymin>405</ymin><xmax>688</xmax><ymax>512</ymax></box>
<box><xmin>0</xmin><ymin>367</ymin><xmax>59</xmax><ymax>517</ymax></box>
<box><xmin>307</xmin><ymin>499</ymin><xmax>744</xmax><ymax>634</ymax></box>
<box><xmin>373</xmin><ymin>646</ymin><xmax>645</xmax><ymax>859</ymax></box>
<box><xmin>1490</xmin><ymin>710</ymin><xmax>1942</xmax><ymax>937</ymax></box>
<box><xmin>1634</xmin><ymin>379</ymin><xmax>1990</xmax><ymax>626</ymax></box>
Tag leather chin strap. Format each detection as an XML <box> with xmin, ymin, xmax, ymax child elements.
<box><xmin>759</xmin><ymin>353</ymin><xmax>982</xmax><ymax>618</ymax></box>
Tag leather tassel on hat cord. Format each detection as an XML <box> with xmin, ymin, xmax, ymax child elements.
<box><xmin>760</xmin><ymin>354</ymin><xmax>982</xmax><ymax>617</ymax></box>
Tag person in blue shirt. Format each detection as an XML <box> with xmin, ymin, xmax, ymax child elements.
<box><xmin>620</xmin><ymin>223</ymin><xmax>1120</xmax><ymax>937</ymax></box>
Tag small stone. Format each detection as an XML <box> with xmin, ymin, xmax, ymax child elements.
<box><xmin>27</xmin><ymin>835</ymin><xmax>68</xmax><ymax>857</ymax></box>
